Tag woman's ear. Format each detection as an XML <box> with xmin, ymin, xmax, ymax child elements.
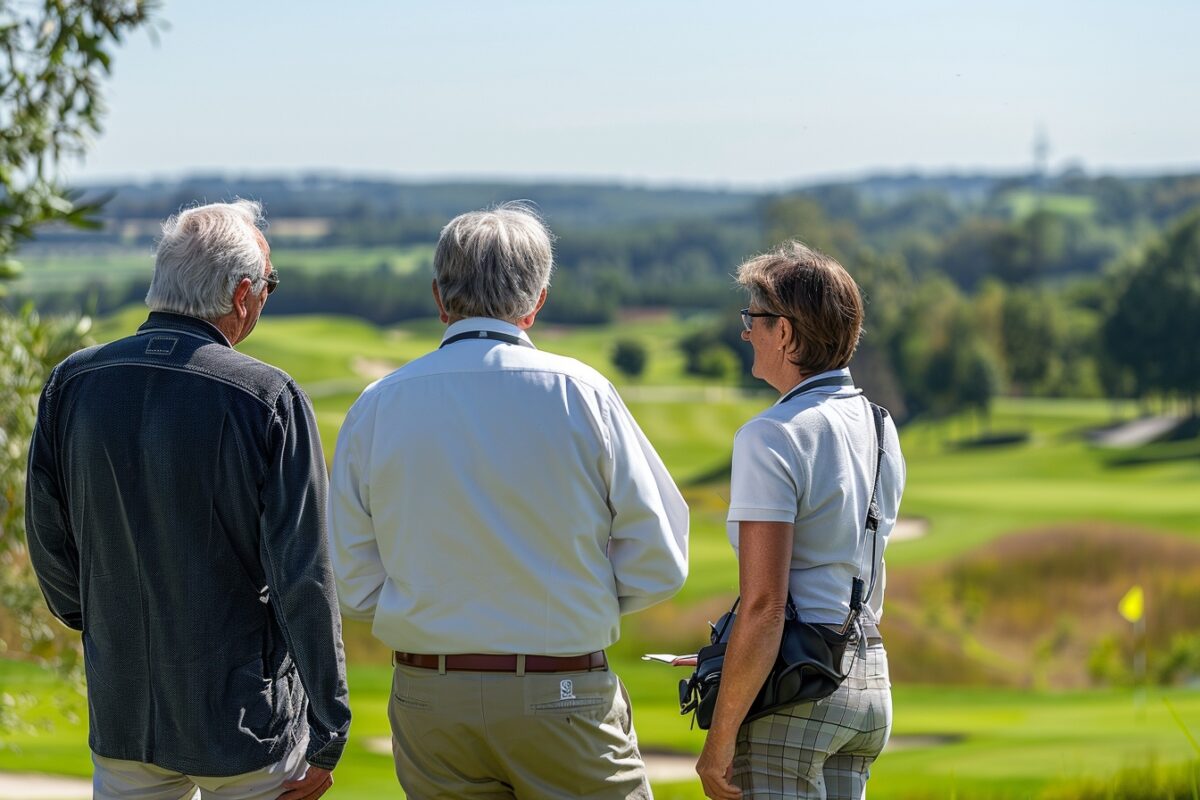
<box><xmin>776</xmin><ymin>315</ymin><xmax>794</xmax><ymax>352</ymax></box>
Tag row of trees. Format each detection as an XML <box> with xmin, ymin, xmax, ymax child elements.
<box><xmin>16</xmin><ymin>189</ymin><xmax>1199</xmax><ymax>427</ymax></box>
<box><xmin>673</xmin><ymin>197</ymin><xmax>1200</xmax><ymax>423</ymax></box>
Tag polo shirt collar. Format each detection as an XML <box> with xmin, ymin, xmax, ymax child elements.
<box><xmin>775</xmin><ymin>367</ymin><xmax>854</xmax><ymax>406</ymax></box>
<box><xmin>137</xmin><ymin>311</ymin><xmax>231</xmax><ymax>347</ymax></box>
<box><xmin>440</xmin><ymin>317</ymin><xmax>536</xmax><ymax>349</ymax></box>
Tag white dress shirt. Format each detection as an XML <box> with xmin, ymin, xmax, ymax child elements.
<box><xmin>726</xmin><ymin>369</ymin><xmax>905</xmax><ymax>625</ymax></box>
<box><xmin>329</xmin><ymin>317</ymin><xmax>689</xmax><ymax>655</ymax></box>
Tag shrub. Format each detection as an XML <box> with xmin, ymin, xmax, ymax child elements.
<box><xmin>611</xmin><ymin>339</ymin><xmax>648</xmax><ymax>380</ymax></box>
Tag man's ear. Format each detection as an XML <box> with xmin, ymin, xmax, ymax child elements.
<box><xmin>232</xmin><ymin>278</ymin><xmax>253</xmax><ymax>320</ymax></box>
<box><xmin>516</xmin><ymin>288</ymin><xmax>548</xmax><ymax>330</ymax></box>
<box><xmin>432</xmin><ymin>280</ymin><xmax>449</xmax><ymax>324</ymax></box>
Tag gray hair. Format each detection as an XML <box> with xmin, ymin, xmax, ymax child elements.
<box><xmin>434</xmin><ymin>202</ymin><xmax>554</xmax><ymax>321</ymax></box>
<box><xmin>145</xmin><ymin>200</ymin><xmax>269</xmax><ymax>319</ymax></box>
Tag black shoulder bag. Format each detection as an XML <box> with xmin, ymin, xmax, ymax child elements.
<box><xmin>679</xmin><ymin>398</ymin><xmax>889</xmax><ymax>730</ymax></box>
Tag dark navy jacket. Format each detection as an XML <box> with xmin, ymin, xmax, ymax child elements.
<box><xmin>25</xmin><ymin>312</ymin><xmax>351</xmax><ymax>775</ymax></box>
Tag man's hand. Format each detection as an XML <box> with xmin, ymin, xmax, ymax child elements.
<box><xmin>695</xmin><ymin>736</ymin><xmax>741</xmax><ymax>800</ymax></box>
<box><xmin>278</xmin><ymin>766</ymin><xmax>333</xmax><ymax>800</ymax></box>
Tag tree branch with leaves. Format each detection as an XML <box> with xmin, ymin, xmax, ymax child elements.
<box><xmin>0</xmin><ymin>0</ymin><xmax>155</xmax><ymax>738</ymax></box>
<box><xmin>1</xmin><ymin>0</ymin><xmax>158</xmax><ymax>279</ymax></box>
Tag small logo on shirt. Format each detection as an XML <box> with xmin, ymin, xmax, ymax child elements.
<box><xmin>559</xmin><ymin>679</ymin><xmax>575</xmax><ymax>700</ymax></box>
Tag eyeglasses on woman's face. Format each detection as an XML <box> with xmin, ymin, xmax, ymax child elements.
<box><xmin>740</xmin><ymin>308</ymin><xmax>783</xmax><ymax>332</ymax></box>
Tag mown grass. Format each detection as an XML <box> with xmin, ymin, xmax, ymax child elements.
<box><xmin>90</xmin><ymin>309</ymin><xmax>765</xmax><ymax>487</ymax></box>
<box><xmin>1000</xmin><ymin>191</ymin><xmax>1098</xmax><ymax>221</ymax></box>
<box><xmin>895</xmin><ymin>398</ymin><xmax>1200</xmax><ymax>565</ymax></box>
<box><xmin>12</xmin><ymin>309</ymin><xmax>1200</xmax><ymax>797</ymax></box>
<box><xmin>5</xmin><ymin>658</ymin><xmax>1200</xmax><ymax>800</ymax></box>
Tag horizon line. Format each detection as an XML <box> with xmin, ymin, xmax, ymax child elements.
<box><xmin>69</xmin><ymin>163</ymin><xmax>1200</xmax><ymax>194</ymax></box>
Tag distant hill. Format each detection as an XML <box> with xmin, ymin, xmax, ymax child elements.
<box><xmin>68</xmin><ymin>175</ymin><xmax>762</xmax><ymax>234</ymax></box>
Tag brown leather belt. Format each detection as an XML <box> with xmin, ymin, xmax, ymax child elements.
<box><xmin>394</xmin><ymin>651</ymin><xmax>607</xmax><ymax>673</ymax></box>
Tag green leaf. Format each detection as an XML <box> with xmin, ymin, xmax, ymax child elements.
<box><xmin>0</xmin><ymin>258</ymin><xmax>22</xmax><ymax>281</ymax></box>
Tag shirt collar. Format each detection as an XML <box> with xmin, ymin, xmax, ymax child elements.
<box><xmin>440</xmin><ymin>317</ymin><xmax>536</xmax><ymax>349</ymax></box>
<box><xmin>775</xmin><ymin>367</ymin><xmax>854</xmax><ymax>406</ymax></box>
<box><xmin>137</xmin><ymin>311</ymin><xmax>231</xmax><ymax>347</ymax></box>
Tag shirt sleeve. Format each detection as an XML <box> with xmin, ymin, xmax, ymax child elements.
<box><xmin>25</xmin><ymin>374</ymin><xmax>84</xmax><ymax>631</ymax></box>
<box><xmin>727</xmin><ymin>418</ymin><xmax>801</xmax><ymax>523</ymax></box>
<box><xmin>327</xmin><ymin>401</ymin><xmax>387</xmax><ymax>621</ymax></box>
<box><xmin>258</xmin><ymin>382</ymin><xmax>351</xmax><ymax>771</ymax></box>
<box><xmin>602</xmin><ymin>389</ymin><xmax>689</xmax><ymax>615</ymax></box>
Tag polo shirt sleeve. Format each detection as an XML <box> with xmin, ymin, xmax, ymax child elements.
<box><xmin>727</xmin><ymin>417</ymin><xmax>801</xmax><ymax>523</ymax></box>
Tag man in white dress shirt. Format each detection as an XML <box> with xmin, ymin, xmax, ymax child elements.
<box><xmin>328</xmin><ymin>202</ymin><xmax>689</xmax><ymax>799</ymax></box>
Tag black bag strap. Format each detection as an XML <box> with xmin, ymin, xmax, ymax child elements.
<box><xmin>856</xmin><ymin>401</ymin><xmax>888</xmax><ymax>624</ymax></box>
<box><xmin>721</xmin><ymin>379</ymin><xmax>888</xmax><ymax>637</ymax></box>
<box><xmin>777</xmin><ymin>374</ymin><xmax>855</xmax><ymax>404</ymax></box>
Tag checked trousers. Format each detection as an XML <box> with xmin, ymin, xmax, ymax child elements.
<box><xmin>731</xmin><ymin>643</ymin><xmax>892</xmax><ymax>799</ymax></box>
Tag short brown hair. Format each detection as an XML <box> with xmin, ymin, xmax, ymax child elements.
<box><xmin>736</xmin><ymin>241</ymin><xmax>864</xmax><ymax>374</ymax></box>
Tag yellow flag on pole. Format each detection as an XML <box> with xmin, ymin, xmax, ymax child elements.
<box><xmin>1118</xmin><ymin>585</ymin><xmax>1144</xmax><ymax>623</ymax></box>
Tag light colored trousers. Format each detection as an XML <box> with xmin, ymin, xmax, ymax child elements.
<box><xmin>389</xmin><ymin>663</ymin><xmax>650</xmax><ymax>799</ymax></box>
<box><xmin>91</xmin><ymin>733</ymin><xmax>309</xmax><ymax>800</ymax></box>
<box><xmin>732</xmin><ymin>643</ymin><xmax>893</xmax><ymax>800</ymax></box>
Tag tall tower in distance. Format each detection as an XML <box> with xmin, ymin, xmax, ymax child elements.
<box><xmin>1033</xmin><ymin>125</ymin><xmax>1050</xmax><ymax>190</ymax></box>
<box><xmin>1031</xmin><ymin>125</ymin><xmax>1052</xmax><ymax>218</ymax></box>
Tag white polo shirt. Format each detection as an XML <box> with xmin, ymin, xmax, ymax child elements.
<box><xmin>726</xmin><ymin>368</ymin><xmax>905</xmax><ymax>625</ymax></box>
<box><xmin>328</xmin><ymin>317</ymin><xmax>689</xmax><ymax>655</ymax></box>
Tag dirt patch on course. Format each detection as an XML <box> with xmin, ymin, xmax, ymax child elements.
<box><xmin>351</xmin><ymin>356</ymin><xmax>399</xmax><ymax>380</ymax></box>
<box><xmin>0</xmin><ymin>772</ymin><xmax>90</xmax><ymax>799</ymax></box>
<box><xmin>1086</xmin><ymin>415</ymin><xmax>1188</xmax><ymax>447</ymax></box>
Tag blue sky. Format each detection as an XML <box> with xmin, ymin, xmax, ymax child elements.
<box><xmin>72</xmin><ymin>0</ymin><xmax>1199</xmax><ymax>187</ymax></box>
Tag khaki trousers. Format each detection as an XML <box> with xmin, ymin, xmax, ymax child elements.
<box><xmin>91</xmin><ymin>731</ymin><xmax>309</xmax><ymax>800</ymax></box>
<box><xmin>388</xmin><ymin>663</ymin><xmax>650</xmax><ymax>799</ymax></box>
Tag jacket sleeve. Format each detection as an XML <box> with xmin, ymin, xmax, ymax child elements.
<box><xmin>25</xmin><ymin>371</ymin><xmax>83</xmax><ymax>631</ymax></box>
<box><xmin>258</xmin><ymin>382</ymin><xmax>351</xmax><ymax>771</ymax></box>
<box><xmin>603</xmin><ymin>388</ymin><xmax>689</xmax><ymax>614</ymax></box>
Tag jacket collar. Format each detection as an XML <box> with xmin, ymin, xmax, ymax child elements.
<box><xmin>137</xmin><ymin>311</ymin><xmax>231</xmax><ymax>347</ymax></box>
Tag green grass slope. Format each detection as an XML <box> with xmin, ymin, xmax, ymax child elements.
<box><xmin>8</xmin><ymin>309</ymin><xmax>1198</xmax><ymax>798</ymax></box>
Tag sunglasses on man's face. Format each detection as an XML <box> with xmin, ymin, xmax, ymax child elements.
<box><xmin>262</xmin><ymin>271</ymin><xmax>280</xmax><ymax>295</ymax></box>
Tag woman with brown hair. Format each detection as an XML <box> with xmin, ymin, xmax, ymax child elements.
<box><xmin>695</xmin><ymin>241</ymin><xmax>906</xmax><ymax>800</ymax></box>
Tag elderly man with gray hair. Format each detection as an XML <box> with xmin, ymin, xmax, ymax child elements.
<box><xmin>26</xmin><ymin>200</ymin><xmax>351</xmax><ymax>800</ymax></box>
<box><xmin>329</xmin><ymin>202</ymin><xmax>689</xmax><ymax>798</ymax></box>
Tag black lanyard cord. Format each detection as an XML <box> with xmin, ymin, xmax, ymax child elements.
<box><xmin>439</xmin><ymin>330</ymin><xmax>535</xmax><ymax>349</ymax></box>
